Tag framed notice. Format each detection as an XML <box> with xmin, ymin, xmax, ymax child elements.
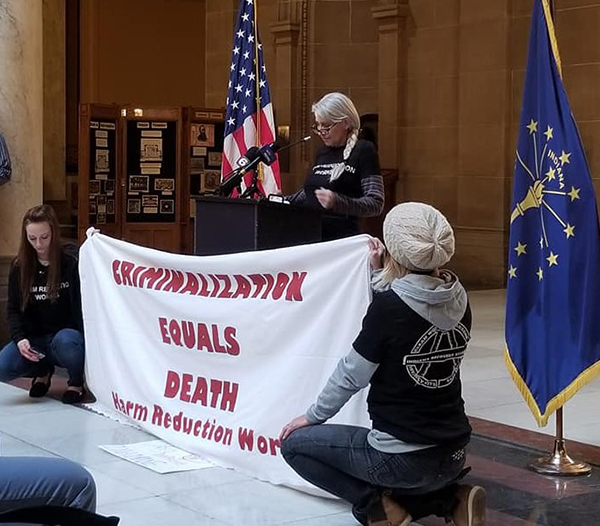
<box><xmin>127</xmin><ymin>199</ymin><xmax>141</xmax><ymax>214</ymax></box>
<box><xmin>140</xmin><ymin>138</ymin><xmax>163</xmax><ymax>162</ymax></box>
<box><xmin>155</xmin><ymin>178</ymin><xmax>175</xmax><ymax>194</ymax></box>
<box><xmin>190</xmin><ymin>158</ymin><xmax>204</xmax><ymax>174</ymax></box>
<box><xmin>191</xmin><ymin>124</ymin><xmax>214</xmax><ymax>147</ymax></box>
<box><xmin>160</xmin><ymin>199</ymin><xmax>174</xmax><ymax>214</ymax></box>
<box><xmin>208</xmin><ymin>151</ymin><xmax>222</xmax><ymax>167</ymax></box>
<box><xmin>129</xmin><ymin>175</ymin><xmax>149</xmax><ymax>193</ymax></box>
<box><xmin>202</xmin><ymin>170</ymin><xmax>221</xmax><ymax>192</ymax></box>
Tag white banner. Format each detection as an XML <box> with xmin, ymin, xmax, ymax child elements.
<box><xmin>79</xmin><ymin>232</ymin><xmax>372</xmax><ymax>493</ymax></box>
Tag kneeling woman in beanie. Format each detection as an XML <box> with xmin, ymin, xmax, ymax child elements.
<box><xmin>280</xmin><ymin>202</ymin><xmax>486</xmax><ymax>526</ymax></box>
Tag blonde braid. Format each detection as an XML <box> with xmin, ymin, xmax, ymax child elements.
<box><xmin>330</xmin><ymin>130</ymin><xmax>358</xmax><ymax>181</ymax></box>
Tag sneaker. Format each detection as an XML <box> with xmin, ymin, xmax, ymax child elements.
<box><xmin>368</xmin><ymin>493</ymin><xmax>412</xmax><ymax>526</ymax></box>
<box><xmin>451</xmin><ymin>484</ymin><xmax>486</xmax><ymax>526</ymax></box>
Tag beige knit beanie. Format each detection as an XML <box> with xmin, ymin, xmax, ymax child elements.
<box><xmin>383</xmin><ymin>202</ymin><xmax>455</xmax><ymax>271</ymax></box>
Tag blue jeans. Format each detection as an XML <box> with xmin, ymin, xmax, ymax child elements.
<box><xmin>281</xmin><ymin>424</ymin><xmax>466</xmax><ymax>521</ymax></box>
<box><xmin>0</xmin><ymin>456</ymin><xmax>96</xmax><ymax>513</ymax></box>
<box><xmin>0</xmin><ymin>329</ymin><xmax>85</xmax><ymax>387</ymax></box>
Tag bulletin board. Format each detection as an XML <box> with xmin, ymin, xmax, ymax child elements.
<box><xmin>187</xmin><ymin>108</ymin><xmax>226</xmax><ymax>197</ymax></box>
<box><xmin>78</xmin><ymin>104</ymin><xmax>225</xmax><ymax>254</ymax></box>
<box><xmin>125</xmin><ymin>120</ymin><xmax>178</xmax><ymax>223</ymax></box>
<box><xmin>88</xmin><ymin>120</ymin><xmax>117</xmax><ymax>226</ymax></box>
<box><xmin>78</xmin><ymin>103</ymin><xmax>122</xmax><ymax>243</ymax></box>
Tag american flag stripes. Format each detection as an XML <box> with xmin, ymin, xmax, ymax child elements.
<box><xmin>222</xmin><ymin>0</ymin><xmax>281</xmax><ymax>196</ymax></box>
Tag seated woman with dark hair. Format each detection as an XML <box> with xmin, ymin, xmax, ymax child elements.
<box><xmin>0</xmin><ymin>204</ymin><xmax>86</xmax><ymax>404</ymax></box>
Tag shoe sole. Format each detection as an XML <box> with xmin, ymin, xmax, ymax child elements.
<box><xmin>368</xmin><ymin>518</ymin><xmax>412</xmax><ymax>526</ymax></box>
<box><xmin>466</xmin><ymin>486</ymin><xmax>486</xmax><ymax>526</ymax></box>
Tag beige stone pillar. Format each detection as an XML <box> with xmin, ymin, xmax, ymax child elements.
<box><xmin>43</xmin><ymin>0</ymin><xmax>66</xmax><ymax>201</ymax></box>
<box><xmin>271</xmin><ymin>15</ymin><xmax>301</xmax><ymax>191</ymax></box>
<box><xmin>371</xmin><ymin>1</ymin><xmax>409</xmax><ymax>180</ymax></box>
<box><xmin>0</xmin><ymin>0</ymin><xmax>44</xmax><ymax>256</ymax></box>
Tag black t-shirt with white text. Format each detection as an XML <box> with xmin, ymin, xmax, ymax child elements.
<box><xmin>353</xmin><ymin>291</ymin><xmax>472</xmax><ymax>448</ymax></box>
<box><xmin>7</xmin><ymin>251</ymin><xmax>83</xmax><ymax>343</ymax></box>
<box><xmin>304</xmin><ymin>139</ymin><xmax>380</xmax><ymax>240</ymax></box>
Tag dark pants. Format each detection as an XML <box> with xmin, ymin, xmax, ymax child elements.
<box><xmin>281</xmin><ymin>424</ymin><xmax>465</xmax><ymax>523</ymax></box>
<box><xmin>0</xmin><ymin>457</ymin><xmax>96</xmax><ymax>513</ymax></box>
<box><xmin>0</xmin><ymin>329</ymin><xmax>85</xmax><ymax>387</ymax></box>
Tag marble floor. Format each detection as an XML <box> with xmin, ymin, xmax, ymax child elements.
<box><xmin>2</xmin><ymin>289</ymin><xmax>600</xmax><ymax>525</ymax></box>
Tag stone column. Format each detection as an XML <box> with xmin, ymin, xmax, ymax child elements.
<box><xmin>43</xmin><ymin>0</ymin><xmax>66</xmax><ymax>201</ymax></box>
<box><xmin>272</xmin><ymin>0</ymin><xmax>309</xmax><ymax>193</ymax></box>
<box><xmin>271</xmin><ymin>8</ymin><xmax>301</xmax><ymax>191</ymax></box>
<box><xmin>371</xmin><ymin>1</ymin><xmax>409</xmax><ymax>189</ymax></box>
<box><xmin>0</xmin><ymin>0</ymin><xmax>44</xmax><ymax>256</ymax></box>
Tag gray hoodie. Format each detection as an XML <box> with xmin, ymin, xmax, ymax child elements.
<box><xmin>390</xmin><ymin>271</ymin><xmax>468</xmax><ymax>331</ymax></box>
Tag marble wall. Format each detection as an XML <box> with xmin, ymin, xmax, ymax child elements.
<box><xmin>0</xmin><ymin>0</ymin><xmax>44</xmax><ymax>257</ymax></box>
<box><xmin>79</xmin><ymin>0</ymin><xmax>206</xmax><ymax>107</ymax></box>
<box><xmin>400</xmin><ymin>0</ymin><xmax>511</xmax><ymax>288</ymax></box>
<box><xmin>43</xmin><ymin>0</ymin><xmax>66</xmax><ymax>201</ymax></box>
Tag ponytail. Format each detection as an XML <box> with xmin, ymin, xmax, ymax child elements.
<box><xmin>330</xmin><ymin>130</ymin><xmax>358</xmax><ymax>181</ymax></box>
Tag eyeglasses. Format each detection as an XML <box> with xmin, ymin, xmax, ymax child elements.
<box><xmin>311</xmin><ymin>121</ymin><xmax>340</xmax><ymax>136</ymax></box>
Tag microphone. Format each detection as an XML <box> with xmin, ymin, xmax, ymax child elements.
<box><xmin>279</xmin><ymin>135</ymin><xmax>311</xmax><ymax>153</ymax></box>
<box><xmin>256</xmin><ymin>142</ymin><xmax>278</xmax><ymax>165</ymax></box>
<box><xmin>216</xmin><ymin>135</ymin><xmax>312</xmax><ymax>197</ymax></box>
<box><xmin>236</xmin><ymin>146</ymin><xmax>260</xmax><ymax>169</ymax></box>
<box><xmin>254</xmin><ymin>135</ymin><xmax>312</xmax><ymax>168</ymax></box>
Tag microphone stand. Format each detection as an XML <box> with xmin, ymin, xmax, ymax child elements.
<box><xmin>214</xmin><ymin>167</ymin><xmax>241</xmax><ymax>197</ymax></box>
<box><xmin>239</xmin><ymin>169</ymin><xmax>263</xmax><ymax>199</ymax></box>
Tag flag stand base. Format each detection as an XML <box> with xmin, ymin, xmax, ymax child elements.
<box><xmin>529</xmin><ymin>439</ymin><xmax>591</xmax><ymax>475</ymax></box>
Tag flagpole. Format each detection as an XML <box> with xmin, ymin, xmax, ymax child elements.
<box><xmin>252</xmin><ymin>0</ymin><xmax>263</xmax><ymax>183</ymax></box>
<box><xmin>253</xmin><ymin>0</ymin><xmax>261</xmax><ymax>147</ymax></box>
<box><xmin>529</xmin><ymin>408</ymin><xmax>591</xmax><ymax>475</ymax></box>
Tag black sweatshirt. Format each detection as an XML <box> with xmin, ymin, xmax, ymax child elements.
<box><xmin>7</xmin><ymin>250</ymin><xmax>83</xmax><ymax>343</ymax></box>
<box><xmin>303</xmin><ymin>140</ymin><xmax>383</xmax><ymax>240</ymax></box>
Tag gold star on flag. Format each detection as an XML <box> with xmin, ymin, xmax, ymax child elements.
<box><xmin>508</xmin><ymin>266</ymin><xmax>517</xmax><ymax>279</ymax></box>
<box><xmin>546</xmin><ymin>252</ymin><xmax>559</xmax><ymax>266</ymax></box>
<box><xmin>545</xmin><ymin>167</ymin><xmax>556</xmax><ymax>180</ymax></box>
<box><xmin>527</xmin><ymin>119</ymin><xmax>538</xmax><ymax>134</ymax></box>
<box><xmin>563</xmin><ymin>223</ymin><xmax>575</xmax><ymax>238</ymax></box>
<box><xmin>559</xmin><ymin>150</ymin><xmax>571</xmax><ymax>165</ymax></box>
<box><xmin>568</xmin><ymin>187</ymin><xmax>580</xmax><ymax>201</ymax></box>
<box><xmin>544</xmin><ymin>126</ymin><xmax>553</xmax><ymax>141</ymax></box>
<box><xmin>537</xmin><ymin>267</ymin><xmax>544</xmax><ymax>280</ymax></box>
<box><xmin>515</xmin><ymin>242</ymin><xmax>527</xmax><ymax>256</ymax></box>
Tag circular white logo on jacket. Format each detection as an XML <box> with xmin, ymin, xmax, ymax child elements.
<box><xmin>403</xmin><ymin>323</ymin><xmax>470</xmax><ymax>389</ymax></box>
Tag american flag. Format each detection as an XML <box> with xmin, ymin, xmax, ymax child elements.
<box><xmin>222</xmin><ymin>0</ymin><xmax>281</xmax><ymax>196</ymax></box>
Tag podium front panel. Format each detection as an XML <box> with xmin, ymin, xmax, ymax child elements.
<box><xmin>194</xmin><ymin>197</ymin><xmax>321</xmax><ymax>256</ymax></box>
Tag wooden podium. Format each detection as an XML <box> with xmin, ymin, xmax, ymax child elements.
<box><xmin>193</xmin><ymin>197</ymin><xmax>322</xmax><ymax>255</ymax></box>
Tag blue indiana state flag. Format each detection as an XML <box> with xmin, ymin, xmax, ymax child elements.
<box><xmin>505</xmin><ymin>0</ymin><xmax>600</xmax><ymax>426</ymax></box>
